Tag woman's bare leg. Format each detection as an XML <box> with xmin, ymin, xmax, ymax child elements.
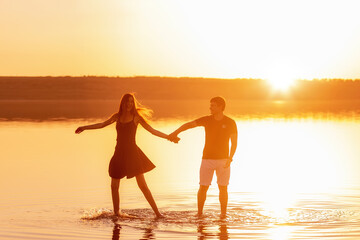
<box><xmin>111</xmin><ymin>178</ymin><xmax>121</xmax><ymax>216</ymax></box>
<box><xmin>136</xmin><ymin>174</ymin><xmax>162</xmax><ymax>217</ymax></box>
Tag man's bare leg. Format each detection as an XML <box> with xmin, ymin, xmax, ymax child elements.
<box><xmin>197</xmin><ymin>185</ymin><xmax>209</xmax><ymax>217</ymax></box>
<box><xmin>218</xmin><ymin>185</ymin><xmax>228</xmax><ymax>218</ymax></box>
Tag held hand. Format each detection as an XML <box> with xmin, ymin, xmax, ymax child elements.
<box><xmin>224</xmin><ymin>158</ymin><xmax>233</xmax><ymax>168</ymax></box>
<box><xmin>75</xmin><ymin>127</ymin><xmax>84</xmax><ymax>134</ymax></box>
<box><xmin>169</xmin><ymin>132</ymin><xmax>178</xmax><ymax>139</ymax></box>
<box><xmin>171</xmin><ymin>136</ymin><xmax>181</xmax><ymax>143</ymax></box>
<box><xmin>167</xmin><ymin>133</ymin><xmax>180</xmax><ymax>143</ymax></box>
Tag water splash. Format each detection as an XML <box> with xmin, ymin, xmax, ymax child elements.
<box><xmin>81</xmin><ymin>208</ymin><xmax>114</xmax><ymax>220</ymax></box>
<box><xmin>80</xmin><ymin>206</ymin><xmax>357</xmax><ymax>231</ymax></box>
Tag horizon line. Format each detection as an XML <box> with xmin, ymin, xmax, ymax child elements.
<box><xmin>1</xmin><ymin>75</ymin><xmax>360</xmax><ymax>81</ymax></box>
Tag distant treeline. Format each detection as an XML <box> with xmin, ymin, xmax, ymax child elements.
<box><xmin>1</xmin><ymin>76</ymin><xmax>360</xmax><ymax>100</ymax></box>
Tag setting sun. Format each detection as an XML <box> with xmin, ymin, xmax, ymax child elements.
<box><xmin>265</xmin><ymin>63</ymin><xmax>298</xmax><ymax>91</ymax></box>
<box><xmin>266</xmin><ymin>75</ymin><xmax>296</xmax><ymax>91</ymax></box>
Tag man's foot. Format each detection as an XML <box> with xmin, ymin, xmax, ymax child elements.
<box><xmin>195</xmin><ymin>213</ymin><xmax>204</xmax><ymax>219</ymax></box>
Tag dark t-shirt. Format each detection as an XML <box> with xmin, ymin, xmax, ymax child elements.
<box><xmin>196</xmin><ymin>115</ymin><xmax>237</xmax><ymax>159</ymax></box>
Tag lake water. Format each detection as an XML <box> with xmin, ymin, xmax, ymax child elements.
<box><xmin>1</xmin><ymin>115</ymin><xmax>360</xmax><ymax>239</ymax></box>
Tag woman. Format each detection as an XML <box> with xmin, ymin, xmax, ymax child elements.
<box><xmin>75</xmin><ymin>93</ymin><xmax>178</xmax><ymax>218</ymax></box>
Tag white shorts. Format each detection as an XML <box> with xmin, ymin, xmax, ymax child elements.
<box><xmin>199</xmin><ymin>159</ymin><xmax>230</xmax><ymax>186</ymax></box>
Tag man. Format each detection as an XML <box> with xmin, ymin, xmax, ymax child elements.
<box><xmin>169</xmin><ymin>96</ymin><xmax>238</xmax><ymax>218</ymax></box>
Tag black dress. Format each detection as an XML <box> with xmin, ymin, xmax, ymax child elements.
<box><xmin>108</xmin><ymin>116</ymin><xmax>155</xmax><ymax>179</ymax></box>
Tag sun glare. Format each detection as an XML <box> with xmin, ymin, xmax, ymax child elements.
<box><xmin>265</xmin><ymin>62</ymin><xmax>298</xmax><ymax>91</ymax></box>
<box><xmin>266</xmin><ymin>75</ymin><xmax>296</xmax><ymax>91</ymax></box>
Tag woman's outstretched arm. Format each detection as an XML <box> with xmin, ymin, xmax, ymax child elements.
<box><xmin>75</xmin><ymin>113</ymin><xmax>118</xmax><ymax>134</ymax></box>
<box><xmin>137</xmin><ymin>116</ymin><xmax>179</xmax><ymax>143</ymax></box>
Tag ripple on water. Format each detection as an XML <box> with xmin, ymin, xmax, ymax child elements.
<box><xmin>80</xmin><ymin>206</ymin><xmax>359</xmax><ymax>234</ymax></box>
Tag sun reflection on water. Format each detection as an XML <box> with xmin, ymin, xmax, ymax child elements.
<box><xmin>268</xmin><ymin>225</ymin><xmax>293</xmax><ymax>240</ymax></box>
<box><xmin>258</xmin><ymin>189</ymin><xmax>296</xmax><ymax>222</ymax></box>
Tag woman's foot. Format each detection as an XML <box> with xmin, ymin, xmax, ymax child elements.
<box><xmin>155</xmin><ymin>213</ymin><xmax>165</xmax><ymax>219</ymax></box>
<box><xmin>114</xmin><ymin>212</ymin><xmax>137</xmax><ymax>219</ymax></box>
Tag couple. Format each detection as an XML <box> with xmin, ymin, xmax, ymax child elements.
<box><xmin>75</xmin><ymin>93</ymin><xmax>237</xmax><ymax>219</ymax></box>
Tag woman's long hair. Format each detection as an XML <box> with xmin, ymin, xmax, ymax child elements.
<box><xmin>118</xmin><ymin>93</ymin><xmax>152</xmax><ymax>121</ymax></box>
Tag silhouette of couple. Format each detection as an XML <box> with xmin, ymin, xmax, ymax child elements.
<box><xmin>75</xmin><ymin>93</ymin><xmax>237</xmax><ymax>219</ymax></box>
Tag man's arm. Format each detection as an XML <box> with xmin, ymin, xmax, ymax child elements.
<box><xmin>169</xmin><ymin>120</ymin><xmax>198</xmax><ymax>140</ymax></box>
<box><xmin>229</xmin><ymin>132</ymin><xmax>238</xmax><ymax>160</ymax></box>
<box><xmin>225</xmin><ymin>132</ymin><xmax>238</xmax><ymax>168</ymax></box>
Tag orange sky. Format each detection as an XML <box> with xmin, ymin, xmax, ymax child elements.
<box><xmin>1</xmin><ymin>0</ymin><xmax>360</xmax><ymax>80</ymax></box>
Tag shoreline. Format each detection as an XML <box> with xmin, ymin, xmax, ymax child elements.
<box><xmin>1</xmin><ymin>99</ymin><xmax>360</xmax><ymax>121</ymax></box>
